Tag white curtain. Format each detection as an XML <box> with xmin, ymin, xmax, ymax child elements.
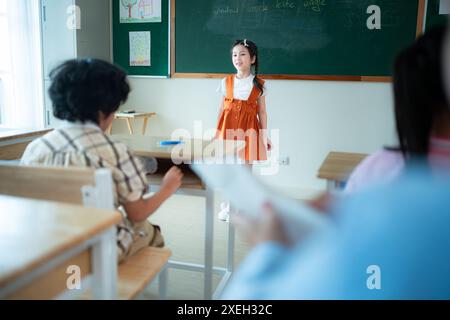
<box><xmin>3</xmin><ymin>0</ymin><xmax>43</xmax><ymax>128</ymax></box>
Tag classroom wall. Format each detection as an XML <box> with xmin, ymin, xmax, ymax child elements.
<box><xmin>76</xmin><ymin>0</ymin><xmax>111</xmax><ymax>61</ymax></box>
<box><xmin>116</xmin><ymin>78</ymin><xmax>397</xmax><ymax>197</ymax></box>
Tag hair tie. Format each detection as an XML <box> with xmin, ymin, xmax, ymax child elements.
<box><xmin>243</xmin><ymin>39</ymin><xmax>249</xmax><ymax>47</ymax></box>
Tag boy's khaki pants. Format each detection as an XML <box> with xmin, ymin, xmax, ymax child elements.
<box><xmin>119</xmin><ymin>221</ymin><xmax>165</xmax><ymax>263</ymax></box>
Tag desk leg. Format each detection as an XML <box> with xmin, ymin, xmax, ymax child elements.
<box><xmin>142</xmin><ymin>116</ymin><xmax>148</xmax><ymax>135</ymax></box>
<box><xmin>204</xmin><ymin>187</ymin><xmax>214</xmax><ymax>300</ymax></box>
<box><xmin>227</xmin><ymin>208</ymin><xmax>235</xmax><ymax>272</ymax></box>
<box><xmin>92</xmin><ymin>228</ymin><xmax>117</xmax><ymax>299</ymax></box>
<box><xmin>126</xmin><ymin>119</ymin><xmax>134</xmax><ymax>135</ymax></box>
<box><xmin>326</xmin><ymin>180</ymin><xmax>338</xmax><ymax>191</ymax></box>
<box><xmin>212</xmin><ymin>204</ymin><xmax>235</xmax><ymax>299</ymax></box>
<box><xmin>158</xmin><ymin>264</ymin><xmax>168</xmax><ymax>300</ymax></box>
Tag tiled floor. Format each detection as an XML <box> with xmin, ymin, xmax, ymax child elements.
<box><xmin>141</xmin><ymin>193</ymin><xmax>251</xmax><ymax>300</ymax></box>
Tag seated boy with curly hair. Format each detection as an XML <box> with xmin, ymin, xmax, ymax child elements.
<box><xmin>21</xmin><ymin>58</ymin><xmax>183</xmax><ymax>262</ymax></box>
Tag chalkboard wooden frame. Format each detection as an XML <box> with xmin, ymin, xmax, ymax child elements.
<box><xmin>170</xmin><ymin>0</ymin><xmax>426</xmax><ymax>82</ymax></box>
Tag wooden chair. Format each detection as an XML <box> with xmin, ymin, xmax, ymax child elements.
<box><xmin>81</xmin><ymin>246</ymin><xmax>171</xmax><ymax>300</ymax></box>
<box><xmin>0</xmin><ymin>162</ymin><xmax>171</xmax><ymax>299</ymax></box>
<box><xmin>317</xmin><ymin>151</ymin><xmax>368</xmax><ymax>191</ymax></box>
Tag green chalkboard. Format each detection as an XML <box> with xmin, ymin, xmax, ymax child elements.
<box><xmin>112</xmin><ymin>0</ymin><xmax>169</xmax><ymax>77</ymax></box>
<box><xmin>425</xmin><ymin>0</ymin><xmax>448</xmax><ymax>31</ymax></box>
<box><xmin>174</xmin><ymin>0</ymin><xmax>420</xmax><ymax>80</ymax></box>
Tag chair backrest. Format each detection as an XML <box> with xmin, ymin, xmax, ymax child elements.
<box><xmin>0</xmin><ymin>162</ymin><xmax>114</xmax><ymax>209</ymax></box>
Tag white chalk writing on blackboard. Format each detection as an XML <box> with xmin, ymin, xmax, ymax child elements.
<box><xmin>276</xmin><ymin>0</ymin><xmax>296</xmax><ymax>9</ymax></box>
<box><xmin>304</xmin><ymin>0</ymin><xmax>327</xmax><ymax>13</ymax></box>
<box><xmin>214</xmin><ymin>6</ymin><xmax>239</xmax><ymax>16</ymax></box>
<box><xmin>246</xmin><ymin>4</ymin><xmax>269</xmax><ymax>13</ymax></box>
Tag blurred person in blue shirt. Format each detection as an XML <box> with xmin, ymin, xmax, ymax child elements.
<box><xmin>222</xmin><ymin>24</ymin><xmax>450</xmax><ymax>300</ymax></box>
<box><xmin>222</xmin><ymin>169</ymin><xmax>450</xmax><ymax>299</ymax></box>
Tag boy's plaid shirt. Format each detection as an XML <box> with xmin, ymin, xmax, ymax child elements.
<box><xmin>21</xmin><ymin>122</ymin><xmax>149</xmax><ymax>257</ymax></box>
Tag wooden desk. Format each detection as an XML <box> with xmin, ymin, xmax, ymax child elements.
<box><xmin>0</xmin><ymin>194</ymin><xmax>122</xmax><ymax>299</ymax></box>
<box><xmin>114</xmin><ymin>135</ymin><xmax>243</xmax><ymax>160</ymax></box>
<box><xmin>108</xmin><ymin>112</ymin><xmax>156</xmax><ymax>135</ymax></box>
<box><xmin>318</xmin><ymin>151</ymin><xmax>368</xmax><ymax>190</ymax></box>
<box><xmin>0</xmin><ymin>127</ymin><xmax>52</xmax><ymax>160</ymax></box>
<box><xmin>112</xmin><ymin>134</ymin><xmax>244</xmax><ymax>299</ymax></box>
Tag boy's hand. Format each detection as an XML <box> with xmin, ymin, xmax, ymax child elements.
<box><xmin>161</xmin><ymin>166</ymin><xmax>183</xmax><ymax>196</ymax></box>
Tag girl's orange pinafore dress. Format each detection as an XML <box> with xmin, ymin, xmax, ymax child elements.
<box><xmin>216</xmin><ymin>75</ymin><xmax>267</xmax><ymax>162</ymax></box>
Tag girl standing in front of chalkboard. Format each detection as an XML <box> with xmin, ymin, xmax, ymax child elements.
<box><xmin>216</xmin><ymin>39</ymin><xmax>271</xmax><ymax>162</ymax></box>
<box><xmin>215</xmin><ymin>39</ymin><xmax>271</xmax><ymax>221</ymax></box>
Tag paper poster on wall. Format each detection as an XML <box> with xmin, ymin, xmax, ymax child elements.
<box><xmin>129</xmin><ymin>31</ymin><xmax>151</xmax><ymax>66</ymax></box>
<box><xmin>440</xmin><ymin>0</ymin><xmax>450</xmax><ymax>14</ymax></box>
<box><xmin>120</xmin><ymin>0</ymin><xmax>162</xmax><ymax>23</ymax></box>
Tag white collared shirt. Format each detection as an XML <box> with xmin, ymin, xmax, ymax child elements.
<box><xmin>218</xmin><ymin>74</ymin><xmax>268</xmax><ymax>100</ymax></box>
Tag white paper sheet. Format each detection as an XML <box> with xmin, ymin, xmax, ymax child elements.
<box><xmin>191</xmin><ymin>163</ymin><xmax>332</xmax><ymax>242</ymax></box>
<box><xmin>120</xmin><ymin>0</ymin><xmax>162</xmax><ymax>23</ymax></box>
<box><xmin>440</xmin><ymin>0</ymin><xmax>450</xmax><ymax>14</ymax></box>
<box><xmin>129</xmin><ymin>31</ymin><xmax>151</xmax><ymax>66</ymax></box>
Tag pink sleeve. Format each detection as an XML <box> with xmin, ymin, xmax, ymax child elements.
<box><xmin>344</xmin><ymin>149</ymin><xmax>405</xmax><ymax>194</ymax></box>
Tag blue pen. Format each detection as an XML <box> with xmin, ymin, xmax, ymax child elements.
<box><xmin>159</xmin><ymin>140</ymin><xmax>183</xmax><ymax>146</ymax></box>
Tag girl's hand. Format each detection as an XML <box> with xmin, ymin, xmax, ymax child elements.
<box><xmin>262</xmin><ymin>137</ymin><xmax>272</xmax><ymax>151</ymax></box>
<box><xmin>161</xmin><ymin>166</ymin><xmax>183</xmax><ymax>196</ymax></box>
<box><xmin>266</xmin><ymin>137</ymin><xmax>272</xmax><ymax>152</ymax></box>
<box><xmin>231</xmin><ymin>202</ymin><xmax>290</xmax><ymax>248</ymax></box>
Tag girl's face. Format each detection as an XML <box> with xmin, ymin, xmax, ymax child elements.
<box><xmin>232</xmin><ymin>45</ymin><xmax>256</xmax><ymax>73</ymax></box>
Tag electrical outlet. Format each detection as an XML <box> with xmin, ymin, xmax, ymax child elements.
<box><xmin>278</xmin><ymin>156</ymin><xmax>290</xmax><ymax>165</ymax></box>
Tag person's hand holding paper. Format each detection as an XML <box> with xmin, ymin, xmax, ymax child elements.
<box><xmin>231</xmin><ymin>202</ymin><xmax>292</xmax><ymax>247</ymax></box>
<box><xmin>191</xmin><ymin>163</ymin><xmax>333</xmax><ymax>244</ymax></box>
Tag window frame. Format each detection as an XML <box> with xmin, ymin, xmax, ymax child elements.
<box><xmin>0</xmin><ymin>5</ymin><xmax>10</xmax><ymax>124</ymax></box>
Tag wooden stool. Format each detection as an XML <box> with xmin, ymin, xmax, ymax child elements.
<box><xmin>108</xmin><ymin>112</ymin><xmax>156</xmax><ymax>135</ymax></box>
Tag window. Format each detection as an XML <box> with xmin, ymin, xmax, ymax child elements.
<box><xmin>0</xmin><ymin>14</ymin><xmax>10</xmax><ymax>72</ymax></box>
<box><xmin>0</xmin><ymin>1</ymin><xmax>9</xmax><ymax>123</ymax></box>
<box><xmin>0</xmin><ymin>0</ymin><xmax>43</xmax><ymax>128</ymax></box>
